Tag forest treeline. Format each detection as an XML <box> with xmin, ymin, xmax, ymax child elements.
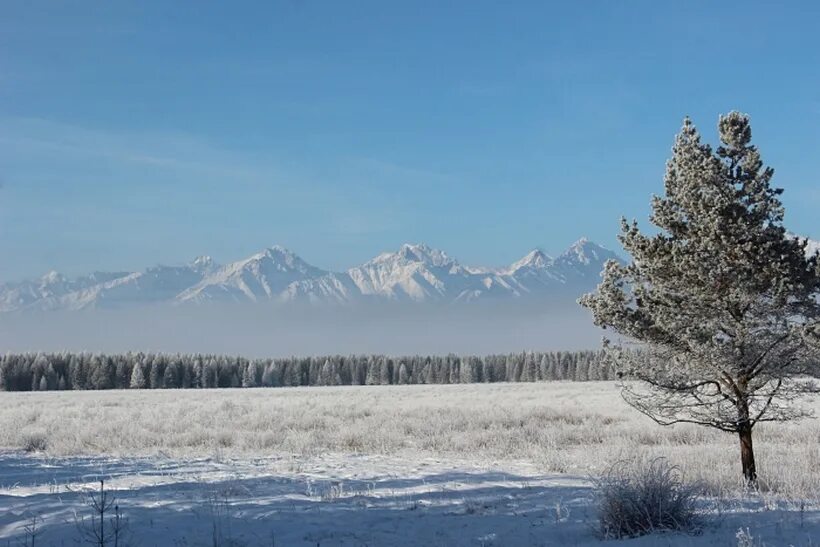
<box><xmin>0</xmin><ymin>350</ymin><xmax>614</xmax><ymax>391</ymax></box>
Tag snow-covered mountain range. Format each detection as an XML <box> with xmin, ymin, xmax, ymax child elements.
<box><xmin>6</xmin><ymin>236</ymin><xmax>819</xmax><ymax>314</ymax></box>
<box><xmin>4</xmin><ymin>236</ymin><xmax>817</xmax><ymax>313</ymax></box>
<box><xmin>0</xmin><ymin>239</ymin><xmax>611</xmax><ymax>312</ymax></box>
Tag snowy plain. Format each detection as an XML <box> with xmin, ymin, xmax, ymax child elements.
<box><xmin>0</xmin><ymin>382</ymin><xmax>818</xmax><ymax>546</ymax></box>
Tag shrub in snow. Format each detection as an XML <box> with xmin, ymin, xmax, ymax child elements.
<box><xmin>735</xmin><ymin>527</ymin><xmax>756</xmax><ymax>547</ymax></box>
<box><xmin>21</xmin><ymin>430</ymin><xmax>48</xmax><ymax>453</ymax></box>
<box><xmin>595</xmin><ymin>457</ymin><xmax>702</xmax><ymax>539</ymax></box>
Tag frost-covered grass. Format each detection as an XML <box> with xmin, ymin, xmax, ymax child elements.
<box><xmin>0</xmin><ymin>383</ymin><xmax>818</xmax><ymax>545</ymax></box>
<box><xmin>1</xmin><ymin>382</ymin><xmax>818</xmax><ymax>498</ymax></box>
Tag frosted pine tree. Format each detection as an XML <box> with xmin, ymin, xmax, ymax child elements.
<box><xmin>148</xmin><ymin>358</ymin><xmax>162</xmax><ymax>389</ymax></box>
<box><xmin>365</xmin><ymin>357</ymin><xmax>379</xmax><ymax>385</ymax></box>
<box><xmin>504</xmin><ymin>355</ymin><xmax>515</xmax><ymax>382</ymax></box>
<box><xmin>89</xmin><ymin>356</ymin><xmax>113</xmax><ymax>390</ymax></box>
<box><xmin>284</xmin><ymin>362</ymin><xmax>301</xmax><ymax>387</ymax></box>
<box><xmin>69</xmin><ymin>355</ymin><xmax>84</xmax><ymax>389</ymax></box>
<box><xmin>523</xmin><ymin>353</ymin><xmax>538</xmax><ymax>382</ymax></box>
<box><xmin>480</xmin><ymin>358</ymin><xmax>492</xmax><ymax>382</ymax></box>
<box><xmin>191</xmin><ymin>358</ymin><xmax>202</xmax><ymax>387</ymax></box>
<box><xmin>45</xmin><ymin>363</ymin><xmax>58</xmax><ymax>390</ymax></box>
<box><xmin>130</xmin><ymin>363</ymin><xmax>147</xmax><ymax>389</ymax></box>
<box><xmin>115</xmin><ymin>360</ymin><xmax>129</xmax><ymax>388</ymax></box>
<box><xmin>261</xmin><ymin>362</ymin><xmax>276</xmax><ymax>387</ymax></box>
<box><xmin>580</xmin><ymin>112</ymin><xmax>820</xmax><ymax>483</ymax></box>
<box><xmin>163</xmin><ymin>361</ymin><xmax>178</xmax><ymax>388</ymax></box>
<box><xmin>398</xmin><ymin>363</ymin><xmax>409</xmax><ymax>384</ymax></box>
<box><xmin>242</xmin><ymin>362</ymin><xmax>257</xmax><ymax>388</ymax></box>
<box><xmin>319</xmin><ymin>360</ymin><xmax>333</xmax><ymax>386</ymax></box>
<box><xmin>539</xmin><ymin>355</ymin><xmax>549</xmax><ymax>381</ymax></box>
<box><xmin>460</xmin><ymin>357</ymin><xmax>475</xmax><ymax>383</ymax></box>
<box><xmin>379</xmin><ymin>358</ymin><xmax>392</xmax><ymax>385</ymax></box>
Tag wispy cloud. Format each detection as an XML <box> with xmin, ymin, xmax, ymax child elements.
<box><xmin>0</xmin><ymin>117</ymin><xmax>279</xmax><ymax>183</ymax></box>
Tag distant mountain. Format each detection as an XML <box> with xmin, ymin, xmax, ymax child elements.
<box><xmin>0</xmin><ymin>270</ymin><xmax>129</xmax><ymax>312</ymax></box>
<box><xmin>0</xmin><ymin>239</ymin><xmax>621</xmax><ymax>312</ymax></box>
<box><xmin>347</xmin><ymin>243</ymin><xmax>519</xmax><ymax>303</ymax></box>
<box><xmin>177</xmin><ymin>246</ymin><xmax>325</xmax><ymax>304</ymax></box>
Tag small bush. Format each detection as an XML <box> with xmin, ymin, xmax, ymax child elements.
<box><xmin>595</xmin><ymin>457</ymin><xmax>702</xmax><ymax>538</ymax></box>
<box><xmin>21</xmin><ymin>430</ymin><xmax>48</xmax><ymax>453</ymax></box>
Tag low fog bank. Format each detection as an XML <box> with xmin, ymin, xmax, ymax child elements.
<box><xmin>0</xmin><ymin>300</ymin><xmax>603</xmax><ymax>356</ymax></box>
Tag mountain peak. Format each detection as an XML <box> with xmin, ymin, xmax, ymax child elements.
<box><xmin>236</xmin><ymin>246</ymin><xmax>323</xmax><ymax>276</ymax></box>
<box><xmin>559</xmin><ymin>238</ymin><xmax>613</xmax><ymax>265</ymax></box>
<box><xmin>243</xmin><ymin>245</ymin><xmax>301</xmax><ymax>266</ymax></box>
<box><xmin>401</xmin><ymin>243</ymin><xmax>454</xmax><ymax>267</ymax></box>
<box><xmin>509</xmin><ymin>249</ymin><xmax>552</xmax><ymax>272</ymax></box>
<box><xmin>368</xmin><ymin>243</ymin><xmax>455</xmax><ymax>268</ymax></box>
<box><xmin>190</xmin><ymin>256</ymin><xmax>215</xmax><ymax>271</ymax></box>
<box><xmin>261</xmin><ymin>245</ymin><xmax>293</xmax><ymax>257</ymax></box>
<box><xmin>40</xmin><ymin>270</ymin><xmax>64</xmax><ymax>284</ymax></box>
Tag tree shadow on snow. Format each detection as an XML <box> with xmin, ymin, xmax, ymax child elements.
<box><xmin>0</xmin><ymin>453</ymin><xmax>818</xmax><ymax>546</ymax></box>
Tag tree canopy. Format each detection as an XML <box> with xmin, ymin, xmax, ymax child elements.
<box><xmin>580</xmin><ymin>112</ymin><xmax>820</xmax><ymax>482</ymax></box>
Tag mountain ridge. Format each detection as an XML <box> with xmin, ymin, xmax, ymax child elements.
<box><xmin>0</xmin><ymin>239</ymin><xmax>619</xmax><ymax>312</ymax></box>
<box><xmin>6</xmin><ymin>236</ymin><xmax>817</xmax><ymax>313</ymax></box>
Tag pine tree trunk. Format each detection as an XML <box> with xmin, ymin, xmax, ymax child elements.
<box><xmin>738</xmin><ymin>425</ymin><xmax>757</xmax><ymax>485</ymax></box>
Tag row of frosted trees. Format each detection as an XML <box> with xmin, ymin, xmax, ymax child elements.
<box><xmin>0</xmin><ymin>350</ymin><xmax>614</xmax><ymax>392</ymax></box>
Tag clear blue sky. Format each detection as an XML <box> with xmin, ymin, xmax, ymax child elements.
<box><xmin>1</xmin><ymin>1</ymin><xmax>819</xmax><ymax>280</ymax></box>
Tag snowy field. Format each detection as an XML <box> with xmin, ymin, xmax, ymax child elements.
<box><xmin>0</xmin><ymin>382</ymin><xmax>818</xmax><ymax>545</ymax></box>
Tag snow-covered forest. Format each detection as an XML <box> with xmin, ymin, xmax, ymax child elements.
<box><xmin>0</xmin><ymin>350</ymin><xmax>612</xmax><ymax>391</ymax></box>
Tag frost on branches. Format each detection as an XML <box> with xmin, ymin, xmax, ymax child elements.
<box><xmin>580</xmin><ymin>112</ymin><xmax>820</xmax><ymax>484</ymax></box>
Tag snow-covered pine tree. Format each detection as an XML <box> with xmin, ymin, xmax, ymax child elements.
<box><xmin>574</xmin><ymin>358</ymin><xmax>589</xmax><ymax>382</ymax></box>
<box><xmin>114</xmin><ymin>360</ymin><xmax>129</xmax><ymax>389</ymax></box>
<box><xmin>379</xmin><ymin>357</ymin><xmax>392</xmax><ymax>385</ymax></box>
<box><xmin>163</xmin><ymin>361</ymin><xmax>179</xmax><ymax>388</ymax></box>
<box><xmin>481</xmin><ymin>357</ymin><xmax>493</xmax><ymax>383</ymax></box>
<box><xmin>365</xmin><ymin>356</ymin><xmax>379</xmax><ymax>386</ymax></box>
<box><xmin>523</xmin><ymin>353</ymin><xmax>537</xmax><ymax>382</ymax></box>
<box><xmin>504</xmin><ymin>354</ymin><xmax>515</xmax><ymax>382</ymax></box>
<box><xmin>318</xmin><ymin>359</ymin><xmax>333</xmax><ymax>386</ymax></box>
<box><xmin>460</xmin><ymin>357</ymin><xmax>475</xmax><ymax>384</ymax></box>
<box><xmin>148</xmin><ymin>358</ymin><xmax>162</xmax><ymax>389</ymax></box>
<box><xmin>45</xmin><ymin>363</ymin><xmax>58</xmax><ymax>390</ymax></box>
<box><xmin>242</xmin><ymin>362</ymin><xmax>257</xmax><ymax>388</ymax></box>
<box><xmin>398</xmin><ymin>363</ymin><xmax>409</xmax><ymax>384</ymax></box>
<box><xmin>284</xmin><ymin>361</ymin><xmax>301</xmax><ymax>387</ymax></box>
<box><xmin>130</xmin><ymin>362</ymin><xmax>147</xmax><ymax>389</ymax></box>
<box><xmin>539</xmin><ymin>355</ymin><xmax>549</xmax><ymax>381</ymax></box>
<box><xmin>69</xmin><ymin>355</ymin><xmax>84</xmax><ymax>390</ymax></box>
<box><xmin>193</xmin><ymin>359</ymin><xmax>204</xmax><ymax>388</ymax></box>
<box><xmin>261</xmin><ymin>362</ymin><xmax>276</xmax><ymax>387</ymax></box>
<box><xmin>331</xmin><ymin>361</ymin><xmax>343</xmax><ymax>386</ymax></box>
<box><xmin>580</xmin><ymin>112</ymin><xmax>820</xmax><ymax>484</ymax></box>
<box><xmin>89</xmin><ymin>356</ymin><xmax>113</xmax><ymax>390</ymax></box>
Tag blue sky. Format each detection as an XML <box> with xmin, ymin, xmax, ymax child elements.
<box><xmin>1</xmin><ymin>1</ymin><xmax>819</xmax><ymax>280</ymax></box>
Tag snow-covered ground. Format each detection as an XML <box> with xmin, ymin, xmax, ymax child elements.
<box><xmin>0</xmin><ymin>453</ymin><xmax>818</xmax><ymax>546</ymax></box>
<box><xmin>0</xmin><ymin>383</ymin><xmax>818</xmax><ymax>545</ymax></box>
